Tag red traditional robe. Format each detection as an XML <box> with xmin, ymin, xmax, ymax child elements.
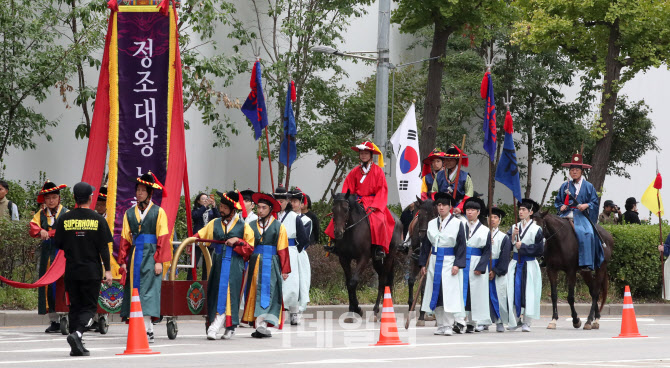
<box><xmin>325</xmin><ymin>163</ymin><xmax>395</xmax><ymax>252</ymax></box>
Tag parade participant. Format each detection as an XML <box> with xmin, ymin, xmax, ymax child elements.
<box><xmin>488</xmin><ymin>207</ymin><xmax>512</xmax><ymax>333</ymax></box>
<box><xmin>117</xmin><ymin>172</ymin><xmax>171</xmax><ymax>343</ymax></box>
<box><xmin>325</xmin><ymin>141</ymin><xmax>395</xmax><ymax>261</ymax></box>
<box><xmin>94</xmin><ymin>187</ymin><xmax>108</xmax><ymax>218</ymax></box>
<box><xmin>53</xmin><ymin>182</ymin><xmax>113</xmax><ymax>356</ymax></box>
<box><xmin>29</xmin><ymin>180</ymin><xmax>68</xmax><ymax>333</ymax></box>
<box><xmin>419</xmin><ymin>192</ymin><xmax>466</xmax><ymax>336</ymax></box>
<box><xmin>301</xmin><ymin>194</ymin><xmax>320</xmax><ymax>245</ymax></box>
<box><xmin>240</xmin><ymin>189</ymin><xmax>258</xmax><ymax>224</ymax></box>
<box><xmin>196</xmin><ymin>191</ymin><xmax>254</xmax><ymax>340</ymax></box>
<box><xmin>554</xmin><ymin>153</ymin><xmax>603</xmax><ymax>271</ymax></box>
<box><xmin>461</xmin><ymin>197</ymin><xmax>491</xmax><ymax>333</ymax></box>
<box><xmin>658</xmin><ymin>233</ymin><xmax>670</xmax><ymax>300</ymax></box>
<box><xmin>421</xmin><ymin>149</ymin><xmax>447</xmax><ymax>200</ymax></box>
<box><xmin>0</xmin><ymin>179</ymin><xmax>19</xmax><ymax>221</ymax></box>
<box><xmin>242</xmin><ymin>192</ymin><xmax>290</xmax><ymax>338</ymax></box>
<box><xmin>283</xmin><ymin>188</ymin><xmax>312</xmax><ymax>325</ymax></box>
<box><xmin>506</xmin><ymin>199</ymin><xmax>543</xmax><ymax>332</ymax></box>
<box><xmin>434</xmin><ymin>146</ymin><xmax>474</xmax><ymax>214</ymax></box>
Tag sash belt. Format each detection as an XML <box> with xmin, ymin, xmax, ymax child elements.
<box><xmin>463</xmin><ymin>247</ymin><xmax>484</xmax><ymax>304</ymax></box>
<box><xmin>132</xmin><ymin>234</ymin><xmax>157</xmax><ymax>292</ymax></box>
<box><xmin>513</xmin><ymin>252</ymin><xmax>535</xmax><ymax>317</ymax></box>
<box><xmin>253</xmin><ymin>245</ymin><xmax>277</xmax><ymax>309</ymax></box>
<box><xmin>429</xmin><ymin>247</ymin><xmax>455</xmax><ymax>310</ymax></box>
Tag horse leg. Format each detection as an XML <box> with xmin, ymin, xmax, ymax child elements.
<box><xmin>339</xmin><ymin>256</ymin><xmax>361</xmax><ymax>323</ymax></box>
<box><xmin>593</xmin><ymin>265</ymin><xmax>608</xmax><ymax>330</ymax></box>
<box><xmin>581</xmin><ymin>270</ymin><xmax>598</xmax><ymax>330</ymax></box>
<box><xmin>567</xmin><ymin>271</ymin><xmax>581</xmax><ymax>329</ymax></box>
<box><xmin>408</xmin><ymin>260</ymin><xmax>416</xmax><ymax>307</ymax></box>
<box><xmin>547</xmin><ymin>268</ymin><xmax>559</xmax><ymax>330</ymax></box>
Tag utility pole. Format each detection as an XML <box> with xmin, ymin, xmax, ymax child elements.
<box><xmin>374</xmin><ymin>0</ymin><xmax>390</xmax><ymax>158</ymax></box>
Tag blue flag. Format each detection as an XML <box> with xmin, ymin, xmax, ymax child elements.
<box><xmin>241</xmin><ymin>61</ymin><xmax>269</xmax><ymax>140</ymax></box>
<box><xmin>279</xmin><ymin>81</ymin><xmax>297</xmax><ymax>167</ymax></box>
<box><xmin>495</xmin><ymin>111</ymin><xmax>522</xmax><ymax>202</ymax></box>
<box><xmin>481</xmin><ymin>72</ymin><xmax>497</xmax><ymax>161</ymax></box>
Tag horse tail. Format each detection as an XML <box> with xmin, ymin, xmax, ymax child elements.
<box><xmin>599</xmin><ymin>275</ymin><xmax>608</xmax><ymax>313</ymax></box>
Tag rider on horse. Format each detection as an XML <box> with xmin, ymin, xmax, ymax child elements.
<box><xmin>554</xmin><ymin>152</ymin><xmax>604</xmax><ymax>271</ymax></box>
<box><xmin>325</xmin><ymin>141</ymin><xmax>395</xmax><ymax>261</ymax></box>
<box><xmin>433</xmin><ymin>145</ymin><xmax>474</xmax><ymax>215</ymax></box>
<box><xmin>421</xmin><ymin>148</ymin><xmax>447</xmax><ymax>200</ymax></box>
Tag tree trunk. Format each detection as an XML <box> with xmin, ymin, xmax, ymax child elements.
<box><xmin>419</xmin><ymin>22</ymin><xmax>452</xmax><ymax>159</ymax></box>
<box><xmin>588</xmin><ymin>19</ymin><xmax>622</xmax><ymax>195</ymax></box>
<box><xmin>541</xmin><ymin>169</ymin><xmax>556</xmax><ymax>206</ymax></box>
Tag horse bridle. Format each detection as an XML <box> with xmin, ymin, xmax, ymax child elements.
<box><xmin>541</xmin><ymin>216</ymin><xmax>569</xmax><ymax>243</ymax></box>
<box><xmin>333</xmin><ymin>198</ymin><xmax>373</xmax><ymax>232</ymax></box>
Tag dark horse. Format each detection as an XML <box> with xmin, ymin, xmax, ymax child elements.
<box><xmin>331</xmin><ymin>190</ymin><xmax>403</xmax><ymax>322</ymax></box>
<box><xmin>406</xmin><ymin>198</ymin><xmax>436</xmax><ymax>325</ymax></box>
<box><xmin>535</xmin><ymin>212</ymin><xmax>612</xmax><ymax>330</ymax></box>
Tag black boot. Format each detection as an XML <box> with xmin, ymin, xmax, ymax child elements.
<box><xmin>45</xmin><ymin>321</ymin><xmax>60</xmax><ymax>333</ymax></box>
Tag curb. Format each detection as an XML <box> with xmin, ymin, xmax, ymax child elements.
<box><xmin>1</xmin><ymin>303</ymin><xmax>669</xmax><ymax>327</ymax></box>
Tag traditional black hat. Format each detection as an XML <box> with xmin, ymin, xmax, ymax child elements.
<box><xmin>37</xmin><ymin>180</ymin><xmax>67</xmax><ymax>203</ymax></box>
<box><xmin>273</xmin><ymin>185</ymin><xmax>289</xmax><ymax>200</ymax></box>
<box><xmin>133</xmin><ymin>171</ymin><xmax>164</xmax><ymax>191</ymax></box>
<box><xmin>464</xmin><ymin>197</ymin><xmax>487</xmax><ymax>213</ymax></box>
<box><xmin>217</xmin><ymin>191</ymin><xmax>242</xmax><ymax>212</ymax></box>
<box><xmin>519</xmin><ymin>198</ymin><xmax>540</xmax><ymax>213</ymax></box>
<box><xmin>240</xmin><ymin>189</ymin><xmax>255</xmax><ymax>202</ymax></box>
<box><xmin>433</xmin><ymin>192</ymin><xmax>456</xmax><ymax>206</ymax></box>
<box><xmin>489</xmin><ymin>206</ymin><xmax>506</xmax><ymax>219</ymax></box>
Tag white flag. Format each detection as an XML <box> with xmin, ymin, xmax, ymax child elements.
<box><xmin>390</xmin><ymin>103</ymin><xmax>422</xmax><ymax>209</ymax></box>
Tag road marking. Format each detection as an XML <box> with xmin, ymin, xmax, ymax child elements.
<box><xmin>0</xmin><ymin>336</ymin><xmax>658</xmax><ymax>365</ymax></box>
<box><xmin>469</xmin><ymin>357</ymin><xmax>670</xmax><ymax>368</ymax></box>
<box><xmin>0</xmin><ymin>344</ymin><xmax>197</xmax><ymax>354</ymax></box>
<box><xmin>563</xmin><ymin>317</ymin><xmax>655</xmax><ymax>322</ymax></box>
<box><xmin>282</xmin><ymin>355</ymin><xmax>471</xmax><ymax>365</ymax></box>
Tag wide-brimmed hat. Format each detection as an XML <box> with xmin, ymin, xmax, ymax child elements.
<box><xmin>489</xmin><ymin>206</ymin><xmax>506</xmax><ymax>219</ymax></box>
<box><xmin>252</xmin><ymin>192</ymin><xmax>281</xmax><ymax>213</ymax></box>
<box><xmin>464</xmin><ymin>197</ymin><xmax>487</xmax><ymax>213</ymax></box>
<box><xmin>519</xmin><ymin>198</ymin><xmax>540</xmax><ymax>213</ymax></box>
<box><xmin>444</xmin><ymin>145</ymin><xmax>469</xmax><ymax>167</ymax></box>
<box><xmin>433</xmin><ymin>192</ymin><xmax>456</xmax><ymax>206</ymax></box>
<box><xmin>37</xmin><ymin>180</ymin><xmax>67</xmax><ymax>203</ymax></box>
<box><xmin>273</xmin><ymin>185</ymin><xmax>289</xmax><ymax>200</ymax></box>
<box><xmin>240</xmin><ymin>189</ymin><xmax>255</xmax><ymax>201</ymax></box>
<box><xmin>421</xmin><ymin>148</ymin><xmax>447</xmax><ymax>177</ymax></box>
<box><xmin>351</xmin><ymin>141</ymin><xmax>384</xmax><ymax>168</ymax></box>
<box><xmin>561</xmin><ymin>153</ymin><xmax>592</xmax><ymax>169</ymax></box>
<box><xmin>217</xmin><ymin>191</ymin><xmax>242</xmax><ymax>211</ymax></box>
<box><xmin>133</xmin><ymin>171</ymin><xmax>164</xmax><ymax>191</ymax></box>
<box><xmin>97</xmin><ymin>186</ymin><xmax>108</xmax><ymax>201</ymax></box>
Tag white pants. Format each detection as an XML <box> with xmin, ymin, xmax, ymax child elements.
<box><xmin>144</xmin><ymin>316</ymin><xmax>154</xmax><ymax>333</ymax></box>
<box><xmin>208</xmin><ymin>314</ymin><xmax>228</xmax><ymax>335</ymax></box>
<box><xmin>49</xmin><ymin>312</ymin><xmax>58</xmax><ymax>323</ymax></box>
<box><xmin>434</xmin><ymin>307</ymin><xmax>456</xmax><ymax>327</ymax></box>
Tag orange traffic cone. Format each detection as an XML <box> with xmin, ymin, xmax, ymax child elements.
<box><xmin>613</xmin><ymin>285</ymin><xmax>647</xmax><ymax>338</ymax></box>
<box><xmin>117</xmin><ymin>288</ymin><xmax>160</xmax><ymax>355</ymax></box>
<box><xmin>371</xmin><ymin>286</ymin><xmax>409</xmax><ymax>346</ymax></box>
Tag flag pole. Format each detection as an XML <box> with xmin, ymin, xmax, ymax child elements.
<box><xmin>453</xmin><ymin>134</ymin><xmax>467</xmax><ymax>207</ymax></box>
<box><xmin>658</xmin><ymin>190</ymin><xmax>665</xmax><ymax>298</ymax></box>
<box><xmin>265</xmin><ymin>127</ymin><xmax>275</xmax><ymax>191</ymax></box>
<box><xmin>258</xmin><ymin>139</ymin><xmax>262</xmax><ymax>192</ymax></box>
<box><xmin>285</xmin><ymin>136</ymin><xmax>291</xmax><ymax>189</ymax></box>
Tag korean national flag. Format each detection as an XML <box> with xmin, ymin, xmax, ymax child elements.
<box><xmin>390</xmin><ymin>103</ymin><xmax>422</xmax><ymax>209</ymax></box>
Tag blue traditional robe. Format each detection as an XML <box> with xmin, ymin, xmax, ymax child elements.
<box><xmin>554</xmin><ymin>178</ymin><xmax>604</xmax><ymax>270</ymax></box>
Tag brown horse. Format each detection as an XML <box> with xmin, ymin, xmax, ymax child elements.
<box><xmin>406</xmin><ymin>198</ymin><xmax>436</xmax><ymax>324</ymax></box>
<box><xmin>536</xmin><ymin>212</ymin><xmax>612</xmax><ymax>330</ymax></box>
<box><xmin>331</xmin><ymin>190</ymin><xmax>402</xmax><ymax>322</ymax></box>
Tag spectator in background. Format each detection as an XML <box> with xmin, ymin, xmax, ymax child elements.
<box><xmin>623</xmin><ymin>197</ymin><xmax>641</xmax><ymax>224</ymax></box>
<box><xmin>301</xmin><ymin>194</ymin><xmax>320</xmax><ymax>246</ymax></box>
<box><xmin>0</xmin><ymin>179</ymin><xmax>19</xmax><ymax>221</ymax></box>
<box><xmin>598</xmin><ymin>200</ymin><xmax>621</xmax><ymax>225</ymax></box>
<box><xmin>188</xmin><ymin>193</ymin><xmax>219</xmax><ymax>281</ymax></box>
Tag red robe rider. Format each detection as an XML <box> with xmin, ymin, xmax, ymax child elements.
<box><xmin>325</xmin><ymin>141</ymin><xmax>395</xmax><ymax>260</ymax></box>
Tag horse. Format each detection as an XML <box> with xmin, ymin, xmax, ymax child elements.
<box><xmin>330</xmin><ymin>190</ymin><xmax>403</xmax><ymax>322</ymax></box>
<box><xmin>535</xmin><ymin>212</ymin><xmax>612</xmax><ymax>330</ymax></box>
<box><xmin>405</xmin><ymin>197</ymin><xmax>437</xmax><ymax>325</ymax></box>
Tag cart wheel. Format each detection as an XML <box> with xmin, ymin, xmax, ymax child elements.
<box><xmin>167</xmin><ymin>319</ymin><xmax>178</xmax><ymax>340</ymax></box>
<box><xmin>60</xmin><ymin>315</ymin><xmax>69</xmax><ymax>335</ymax></box>
<box><xmin>98</xmin><ymin>315</ymin><xmax>109</xmax><ymax>335</ymax></box>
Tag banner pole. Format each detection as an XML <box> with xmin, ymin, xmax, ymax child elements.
<box><xmin>265</xmin><ymin>127</ymin><xmax>275</xmax><ymax>190</ymax></box>
<box><xmin>258</xmin><ymin>139</ymin><xmax>262</xmax><ymax>192</ymax></box>
<box><xmin>658</xmin><ymin>191</ymin><xmax>665</xmax><ymax>298</ymax></box>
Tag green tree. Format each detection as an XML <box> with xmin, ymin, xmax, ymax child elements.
<box><xmin>391</xmin><ymin>0</ymin><xmax>506</xmax><ymax>159</ymax></box>
<box><xmin>512</xmin><ymin>0</ymin><xmax>670</xmax><ymax>193</ymax></box>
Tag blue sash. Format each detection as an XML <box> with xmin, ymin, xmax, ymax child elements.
<box><xmin>489</xmin><ymin>259</ymin><xmax>500</xmax><ymax>319</ymax></box>
<box><xmin>429</xmin><ymin>247</ymin><xmax>455</xmax><ymax>310</ymax></box>
<box><xmin>253</xmin><ymin>245</ymin><xmax>277</xmax><ymax>309</ymax></box>
<box><xmin>287</xmin><ymin>238</ymin><xmax>296</xmax><ymax>246</ymax></box>
<box><xmin>513</xmin><ymin>252</ymin><xmax>535</xmax><ymax>317</ymax></box>
<box><xmin>132</xmin><ymin>234</ymin><xmax>157</xmax><ymax>291</ymax></box>
<box><xmin>462</xmin><ymin>247</ymin><xmax>483</xmax><ymax>305</ymax></box>
<box><xmin>216</xmin><ymin>246</ymin><xmax>233</xmax><ymax>315</ymax></box>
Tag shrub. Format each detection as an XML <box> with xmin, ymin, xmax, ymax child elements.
<box><xmin>603</xmin><ymin>224</ymin><xmax>669</xmax><ymax>299</ymax></box>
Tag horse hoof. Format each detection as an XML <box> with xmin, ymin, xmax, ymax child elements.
<box><xmin>416</xmin><ymin>320</ymin><xmax>425</xmax><ymax>327</ymax></box>
<box><xmin>592</xmin><ymin>322</ymin><xmax>599</xmax><ymax>330</ymax></box>
<box><xmin>547</xmin><ymin>323</ymin><xmax>556</xmax><ymax>330</ymax></box>
<box><xmin>583</xmin><ymin>323</ymin><xmax>592</xmax><ymax>330</ymax></box>
<box><xmin>369</xmin><ymin>314</ymin><xmax>378</xmax><ymax>323</ymax></box>
<box><xmin>573</xmin><ymin>320</ymin><xmax>582</xmax><ymax>329</ymax></box>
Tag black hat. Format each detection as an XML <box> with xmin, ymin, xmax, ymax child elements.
<box><xmin>464</xmin><ymin>197</ymin><xmax>487</xmax><ymax>213</ymax></box>
<box><xmin>240</xmin><ymin>189</ymin><xmax>255</xmax><ymax>201</ymax></box>
<box><xmin>489</xmin><ymin>206</ymin><xmax>506</xmax><ymax>219</ymax></box>
<box><xmin>519</xmin><ymin>198</ymin><xmax>540</xmax><ymax>213</ymax></box>
<box><xmin>217</xmin><ymin>191</ymin><xmax>242</xmax><ymax>211</ymax></box>
<box><xmin>37</xmin><ymin>180</ymin><xmax>67</xmax><ymax>203</ymax></box>
<box><xmin>273</xmin><ymin>185</ymin><xmax>288</xmax><ymax>200</ymax></box>
<box><xmin>252</xmin><ymin>192</ymin><xmax>281</xmax><ymax>213</ymax></box>
<box><xmin>97</xmin><ymin>187</ymin><xmax>108</xmax><ymax>201</ymax></box>
<box><xmin>625</xmin><ymin>197</ymin><xmax>638</xmax><ymax>206</ymax></box>
<box><xmin>433</xmin><ymin>192</ymin><xmax>456</xmax><ymax>206</ymax></box>
<box><xmin>73</xmin><ymin>182</ymin><xmax>95</xmax><ymax>200</ymax></box>
<box><xmin>603</xmin><ymin>199</ymin><xmax>615</xmax><ymax>208</ymax></box>
<box><xmin>133</xmin><ymin>171</ymin><xmax>164</xmax><ymax>191</ymax></box>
